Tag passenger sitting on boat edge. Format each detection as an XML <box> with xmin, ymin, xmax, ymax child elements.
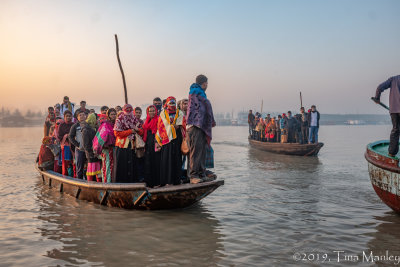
<box><xmin>186</xmin><ymin>74</ymin><xmax>217</xmax><ymax>184</ymax></box>
<box><xmin>37</xmin><ymin>136</ymin><xmax>55</xmax><ymax>171</ymax></box>
<box><xmin>373</xmin><ymin>74</ymin><xmax>400</xmax><ymax>157</ymax></box>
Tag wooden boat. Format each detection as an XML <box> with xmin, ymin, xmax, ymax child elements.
<box><xmin>248</xmin><ymin>138</ymin><xmax>324</xmax><ymax>156</ymax></box>
<box><xmin>365</xmin><ymin>140</ymin><xmax>400</xmax><ymax>213</ymax></box>
<box><xmin>37</xmin><ymin>167</ymin><xmax>224</xmax><ymax>210</ymax></box>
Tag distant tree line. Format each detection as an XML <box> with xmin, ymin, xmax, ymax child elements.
<box><xmin>0</xmin><ymin>107</ymin><xmax>43</xmax><ymax>118</ymax></box>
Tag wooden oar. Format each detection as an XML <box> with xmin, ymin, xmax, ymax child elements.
<box><xmin>115</xmin><ymin>34</ymin><xmax>128</xmax><ymax>104</ymax></box>
<box><xmin>371</xmin><ymin>97</ymin><xmax>389</xmax><ymax>111</ymax></box>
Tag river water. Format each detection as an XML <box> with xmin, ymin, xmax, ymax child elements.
<box><xmin>1</xmin><ymin>125</ymin><xmax>400</xmax><ymax>266</ymax></box>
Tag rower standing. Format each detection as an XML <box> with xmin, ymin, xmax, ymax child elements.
<box><xmin>373</xmin><ymin>75</ymin><xmax>400</xmax><ymax>157</ymax></box>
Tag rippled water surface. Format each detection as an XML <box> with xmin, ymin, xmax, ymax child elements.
<box><xmin>1</xmin><ymin>125</ymin><xmax>400</xmax><ymax>266</ymax></box>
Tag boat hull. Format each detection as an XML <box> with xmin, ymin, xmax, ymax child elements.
<box><xmin>365</xmin><ymin>140</ymin><xmax>400</xmax><ymax>213</ymax></box>
<box><xmin>248</xmin><ymin>138</ymin><xmax>323</xmax><ymax>156</ymax></box>
<box><xmin>37</xmin><ymin>169</ymin><xmax>224</xmax><ymax>210</ymax></box>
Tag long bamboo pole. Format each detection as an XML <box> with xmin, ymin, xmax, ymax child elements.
<box><xmin>300</xmin><ymin>92</ymin><xmax>303</xmax><ymax>108</ymax></box>
<box><xmin>115</xmin><ymin>34</ymin><xmax>128</xmax><ymax>104</ymax></box>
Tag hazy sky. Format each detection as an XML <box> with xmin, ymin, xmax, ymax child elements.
<box><xmin>1</xmin><ymin>0</ymin><xmax>399</xmax><ymax>114</ymax></box>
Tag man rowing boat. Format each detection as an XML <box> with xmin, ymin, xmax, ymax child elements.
<box><xmin>373</xmin><ymin>75</ymin><xmax>400</xmax><ymax>157</ymax></box>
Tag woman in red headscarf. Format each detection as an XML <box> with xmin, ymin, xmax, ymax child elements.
<box><xmin>156</xmin><ymin>97</ymin><xmax>186</xmax><ymax>186</ymax></box>
<box><xmin>37</xmin><ymin>136</ymin><xmax>55</xmax><ymax>171</ymax></box>
<box><xmin>142</xmin><ymin>105</ymin><xmax>160</xmax><ymax>187</ymax></box>
<box><xmin>113</xmin><ymin>104</ymin><xmax>141</xmax><ymax>183</ymax></box>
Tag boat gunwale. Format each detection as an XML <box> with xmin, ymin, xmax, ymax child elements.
<box><xmin>37</xmin><ymin>168</ymin><xmax>224</xmax><ymax>193</ymax></box>
<box><xmin>248</xmin><ymin>138</ymin><xmax>324</xmax><ymax>148</ymax></box>
<box><xmin>248</xmin><ymin>138</ymin><xmax>324</xmax><ymax>156</ymax></box>
<box><xmin>365</xmin><ymin>140</ymin><xmax>400</xmax><ymax>173</ymax></box>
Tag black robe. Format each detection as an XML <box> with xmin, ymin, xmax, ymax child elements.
<box><xmin>159</xmin><ymin>129</ymin><xmax>183</xmax><ymax>186</ymax></box>
<box><xmin>144</xmin><ymin>130</ymin><xmax>161</xmax><ymax>187</ymax></box>
<box><xmin>114</xmin><ymin>142</ymin><xmax>138</xmax><ymax>183</ymax></box>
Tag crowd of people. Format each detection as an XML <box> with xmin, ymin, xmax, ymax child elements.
<box><xmin>248</xmin><ymin>105</ymin><xmax>320</xmax><ymax>144</ymax></box>
<box><xmin>37</xmin><ymin>74</ymin><xmax>217</xmax><ymax>187</ymax></box>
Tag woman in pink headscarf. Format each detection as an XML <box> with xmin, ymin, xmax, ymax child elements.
<box><xmin>113</xmin><ymin>104</ymin><xmax>141</xmax><ymax>183</ymax></box>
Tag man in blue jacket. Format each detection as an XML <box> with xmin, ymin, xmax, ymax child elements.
<box><xmin>374</xmin><ymin>75</ymin><xmax>400</xmax><ymax>157</ymax></box>
<box><xmin>186</xmin><ymin>74</ymin><xmax>216</xmax><ymax>184</ymax></box>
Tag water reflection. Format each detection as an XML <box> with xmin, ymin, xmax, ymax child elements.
<box><xmin>365</xmin><ymin>212</ymin><xmax>400</xmax><ymax>265</ymax></box>
<box><xmin>35</xmin><ymin>182</ymin><xmax>225</xmax><ymax>266</ymax></box>
<box><xmin>247</xmin><ymin>146</ymin><xmax>322</xmax><ymax>172</ymax></box>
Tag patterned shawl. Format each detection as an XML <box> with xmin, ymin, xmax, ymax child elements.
<box><xmin>93</xmin><ymin>120</ymin><xmax>116</xmax><ymax>155</ymax></box>
<box><xmin>113</xmin><ymin>104</ymin><xmax>139</xmax><ymax>140</ymax></box>
<box><xmin>186</xmin><ymin>83</ymin><xmax>215</xmax><ymax>144</ymax></box>
<box><xmin>156</xmin><ymin>109</ymin><xmax>186</xmax><ymax>146</ymax></box>
<box><xmin>142</xmin><ymin>105</ymin><xmax>159</xmax><ymax>142</ymax></box>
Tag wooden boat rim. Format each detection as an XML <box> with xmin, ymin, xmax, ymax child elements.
<box><xmin>367</xmin><ymin>140</ymin><xmax>397</xmax><ymax>159</ymax></box>
<box><xmin>365</xmin><ymin>140</ymin><xmax>400</xmax><ymax>173</ymax></box>
<box><xmin>37</xmin><ymin>168</ymin><xmax>224</xmax><ymax>192</ymax></box>
<box><xmin>248</xmin><ymin>138</ymin><xmax>324</xmax><ymax>148</ymax></box>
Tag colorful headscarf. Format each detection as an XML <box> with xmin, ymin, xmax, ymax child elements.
<box><xmin>86</xmin><ymin>113</ymin><xmax>97</xmax><ymax>129</ymax></box>
<box><xmin>53</xmin><ymin>118</ymin><xmax>64</xmax><ymax>139</ymax></box>
<box><xmin>98</xmin><ymin>114</ymin><xmax>108</xmax><ymax>124</ymax></box>
<box><xmin>142</xmin><ymin>105</ymin><xmax>159</xmax><ymax>142</ymax></box>
<box><xmin>166</xmin><ymin>96</ymin><xmax>177</xmax><ymax>115</ymax></box>
<box><xmin>42</xmin><ymin>136</ymin><xmax>53</xmax><ymax>145</ymax></box>
<box><xmin>114</xmin><ymin>104</ymin><xmax>139</xmax><ymax>140</ymax></box>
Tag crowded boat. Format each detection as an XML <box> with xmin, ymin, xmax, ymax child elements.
<box><xmin>247</xmin><ymin>106</ymin><xmax>321</xmax><ymax>144</ymax></box>
<box><xmin>37</xmin><ymin>75</ymin><xmax>217</xmax><ymax>187</ymax></box>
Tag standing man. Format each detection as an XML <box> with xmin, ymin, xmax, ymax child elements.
<box><xmin>286</xmin><ymin>111</ymin><xmax>296</xmax><ymax>143</ymax></box>
<box><xmin>60</xmin><ymin>96</ymin><xmax>75</xmax><ymax>116</ymax></box>
<box><xmin>186</xmin><ymin>74</ymin><xmax>216</xmax><ymax>184</ymax></box>
<box><xmin>69</xmin><ymin>110</ymin><xmax>87</xmax><ymax>179</ymax></box>
<box><xmin>248</xmin><ymin>110</ymin><xmax>255</xmax><ymax>136</ymax></box>
<box><xmin>180</xmin><ymin>99</ymin><xmax>189</xmax><ymax>116</ymax></box>
<box><xmin>374</xmin><ymin>75</ymin><xmax>400</xmax><ymax>157</ymax></box>
<box><xmin>276</xmin><ymin>114</ymin><xmax>282</xmax><ymax>142</ymax></box>
<box><xmin>153</xmin><ymin>97</ymin><xmax>163</xmax><ymax>114</ymax></box>
<box><xmin>74</xmin><ymin>101</ymin><xmax>90</xmax><ymax>119</ymax></box>
<box><xmin>300</xmin><ymin>107</ymin><xmax>309</xmax><ymax>144</ymax></box>
<box><xmin>307</xmin><ymin>105</ymin><xmax>320</xmax><ymax>144</ymax></box>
